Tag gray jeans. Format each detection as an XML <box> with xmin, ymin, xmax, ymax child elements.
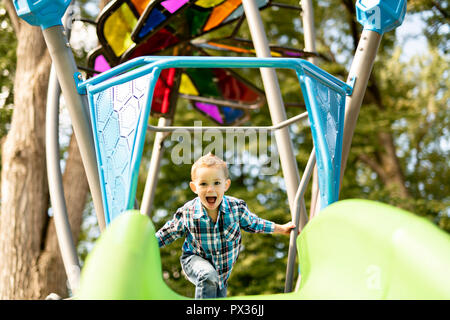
<box><xmin>180</xmin><ymin>254</ymin><xmax>228</xmax><ymax>299</ymax></box>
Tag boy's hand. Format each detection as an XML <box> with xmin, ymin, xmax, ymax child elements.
<box><xmin>274</xmin><ymin>221</ymin><xmax>296</xmax><ymax>235</ymax></box>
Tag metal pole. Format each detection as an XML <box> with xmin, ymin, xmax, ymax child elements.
<box><xmin>309</xmin><ymin>167</ymin><xmax>319</xmax><ymax>215</ymax></box>
<box><xmin>45</xmin><ymin>3</ymin><xmax>81</xmax><ymax>294</ymax></box>
<box><xmin>300</xmin><ymin>0</ymin><xmax>321</xmax><ymax>219</ymax></box>
<box><xmin>301</xmin><ymin>0</ymin><xmax>317</xmax><ymax>65</ymax></box>
<box><xmin>284</xmin><ymin>148</ymin><xmax>316</xmax><ymax>293</ymax></box>
<box><xmin>340</xmin><ymin>30</ymin><xmax>382</xmax><ymax>186</ymax></box>
<box><xmin>140</xmin><ymin>117</ymin><xmax>172</xmax><ymax>216</ymax></box>
<box><xmin>147</xmin><ymin>111</ymin><xmax>308</xmax><ymax>133</ymax></box>
<box><xmin>42</xmin><ymin>25</ymin><xmax>106</xmax><ymax>231</ymax></box>
<box><xmin>46</xmin><ymin>64</ymin><xmax>80</xmax><ymax>293</ymax></box>
<box><xmin>142</xmin><ymin>110</ymin><xmax>308</xmax><ymax>216</ymax></box>
<box><xmin>284</xmin><ymin>1</ymin><xmax>319</xmax><ymax>292</ymax></box>
<box><xmin>242</xmin><ymin>0</ymin><xmax>301</xmax><ymax>214</ymax></box>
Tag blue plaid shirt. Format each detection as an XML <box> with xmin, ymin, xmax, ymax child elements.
<box><xmin>155</xmin><ymin>195</ymin><xmax>275</xmax><ymax>289</ymax></box>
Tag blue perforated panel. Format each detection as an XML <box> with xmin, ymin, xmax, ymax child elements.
<box><xmin>301</xmin><ymin>76</ymin><xmax>346</xmax><ymax>208</ymax></box>
<box><xmin>88</xmin><ymin>73</ymin><xmax>153</xmax><ymax>224</ymax></box>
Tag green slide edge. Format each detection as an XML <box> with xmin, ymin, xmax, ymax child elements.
<box><xmin>76</xmin><ymin>199</ymin><xmax>450</xmax><ymax>299</ymax></box>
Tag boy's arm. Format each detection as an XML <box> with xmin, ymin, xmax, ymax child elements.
<box><xmin>155</xmin><ymin>209</ymin><xmax>186</xmax><ymax>248</ymax></box>
<box><xmin>238</xmin><ymin>200</ymin><xmax>295</xmax><ymax>235</ymax></box>
<box><xmin>238</xmin><ymin>200</ymin><xmax>275</xmax><ymax>234</ymax></box>
<box><xmin>273</xmin><ymin>222</ymin><xmax>296</xmax><ymax>235</ymax></box>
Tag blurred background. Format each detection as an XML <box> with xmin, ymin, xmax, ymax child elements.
<box><xmin>0</xmin><ymin>0</ymin><xmax>448</xmax><ymax>299</ymax></box>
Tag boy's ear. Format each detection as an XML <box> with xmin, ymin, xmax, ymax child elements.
<box><xmin>189</xmin><ymin>181</ymin><xmax>197</xmax><ymax>194</ymax></box>
<box><xmin>225</xmin><ymin>179</ymin><xmax>231</xmax><ymax>192</ymax></box>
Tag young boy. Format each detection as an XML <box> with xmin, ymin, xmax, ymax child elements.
<box><xmin>155</xmin><ymin>153</ymin><xmax>295</xmax><ymax>299</ymax></box>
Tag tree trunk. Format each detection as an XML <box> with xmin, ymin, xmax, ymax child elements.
<box><xmin>0</xmin><ymin>18</ymin><xmax>51</xmax><ymax>299</ymax></box>
<box><xmin>376</xmin><ymin>131</ymin><xmax>409</xmax><ymax>198</ymax></box>
<box><xmin>0</xmin><ymin>1</ymin><xmax>90</xmax><ymax>299</ymax></box>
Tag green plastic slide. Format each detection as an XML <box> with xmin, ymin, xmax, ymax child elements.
<box><xmin>76</xmin><ymin>199</ymin><xmax>450</xmax><ymax>299</ymax></box>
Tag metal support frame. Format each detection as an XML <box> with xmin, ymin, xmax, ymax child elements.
<box><xmin>146</xmin><ymin>111</ymin><xmax>308</xmax><ymax>133</ymax></box>
<box><xmin>45</xmin><ymin>3</ymin><xmax>80</xmax><ymax>294</ymax></box>
<box><xmin>242</xmin><ymin>0</ymin><xmax>301</xmax><ymax>215</ymax></box>
<box><xmin>46</xmin><ymin>64</ymin><xmax>80</xmax><ymax>293</ymax></box>
<box><xmin>140</xmin><ymin>117</ymin><xmax>172</xmax><ymax>216</ymax></box>
<box><xmin>81</xmin><ymin>55</ymin><xmax>351</xmax><ymax>227</ymax></box>
<box><xmin>285</xmin><ymin>148</ymin><xmax>316</xmax><ymax>292</ymax></box>
<box><xmin>42</xmin><ymin>25</ymin><xmax>106</xmax><ymax>231</ymax></box>
<box><xmin>297</xmin><ymin>0</ymin><xmax>319</xmax><ymax>291</ymax></box>
<box><xmin>340</xmin><ymin>0</ymin><xmax>407</xmax><ymax>189</ymax></box>
<box><xmin>300</xmin><ymin>0</ymin><xmax>321</xmax><ymax>220</ymax></box>
<box><xmin>301</xmin><ymin>0</ymin><xmax>318</xmax><ymax>66</ymax></box>
<box><xmin>340</xmin><ymin>29</ymin><xmax>382</xmax><ymax>186</ymax></box>
<box><xmin>141</xmin><ymin>110</ymin><xmax>308</xmax><ymax>216</ymax></box>
<box><xmin>140</xmin><ymin>111</ymin><xmax>308</xmax><ymax>217</ymax></box>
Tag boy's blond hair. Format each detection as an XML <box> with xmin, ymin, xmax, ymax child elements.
<box><xmin>191</xmin><ymin>153</ymin><xmax>229</xmax><ymax>181</ymax></box>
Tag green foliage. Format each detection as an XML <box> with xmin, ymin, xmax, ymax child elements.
<box><xmin>28</xmin><ymin>0</ymin><xmax>445</xmax><ymax>298</ymax></box>
<box><xmin>387</xmin><ymin>48</ymin><xmax>449</xmax><ymax>227</ymax></box>
<box><xmin>0</xmin><ymin>4</ymin><xmax>16</xmax><ymax>174</ymax></box>
<box><xmin>408</xmin><ymin>0</ymin><xmax>449</xmax><ymax>53</ymax></box>
<box><xmin>135</xmin><ymin>1</ymin><xmax>450</xmax><ymax>298</ymax></box>
<box><xmin>0</xmin><ymin>4</ymin><xmax>16</xmax><ymax>136</ymax></box>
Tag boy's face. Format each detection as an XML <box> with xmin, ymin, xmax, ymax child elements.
<box><xmin>190</xmin><ymin>165</ymin><xmax>231</xmax><ymax>215</ymax></box>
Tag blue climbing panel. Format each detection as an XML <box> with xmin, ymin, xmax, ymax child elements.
<box><xmin>84</xmin><ymin>63</ymin><xmax>160</xmax><ymax>224</ymax></box>
<box><xmin>300</xmin><ymin>74</ymin><xmax>346</xmax><ymax>208</ymax></box>
<box><xmin>80</xmin><ymin>57</ymin><xmax>352</xmax><ymax>225</ymax></box>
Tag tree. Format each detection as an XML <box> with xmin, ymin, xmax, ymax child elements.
<box><xmin>0</xmin><ymin>0</ymin><xmax>52</xmax><ymax>299</ymax></box>
<box><xmin>0</xmin><ymin>0</ymin><xmax>107</xmax><ymax>299</ymax></box>
<box><xmin>0</xmin><ymin>0</ymin><xmax>447</xmax><ymax>299</ymax></box>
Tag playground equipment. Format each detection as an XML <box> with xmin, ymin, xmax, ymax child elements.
<box><xmin>76</xmin><ymin>200</ymin><xmax>450</xmax><ymax>299</ymax></box>
<box><xmin>12</xmin><ymin>0</ymin><xmax>450</xmax><ymax>299</ymax></box>
<box><xmin>77</xmin><ymin>55</ymin><xmax>351</xmax><ymax>223</ymax></box>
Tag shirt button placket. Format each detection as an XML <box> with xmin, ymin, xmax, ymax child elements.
<box><xmin>215</xmin><ymin>223</ymin><xmax>221</xmax><ymax>252</ymax></box>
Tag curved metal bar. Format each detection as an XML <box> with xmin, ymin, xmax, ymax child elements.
<box><xmin>46</xmin><ymin>64</ymin><xmax>80</xmax><ymax>293</ymax></box>
<box><xmin>43</xmin><ymin>25</ymin><xmax>106</xmax><ymax>230</ymax></box>
<box><xmin>45</xmin><ymin>2</ymin><xmax>80</xmax><ymax>294</ymax></box>
<box><xmin>284</xmin><ymin>148</ymin><xmax>316</xmax><ymax>293</ymax></box>
<box><xmin>301</xmin><ymin>0</ymin><xmax>320</xmax><ymax>219</ymax></box>
<box><xmin>79</xmin><ymin>57</ymin><xmax>353</xmax><ymax>97</ymax></box>
<box><xmin>146</xmin><ymin>111</ymin><xmax>308</xmax><ymax>133</ymax></box>
<box><xmin>140</xmin><ymin>117</ymin><xmax>172</xmax><ymax>217</ymax></box>
<box><xmin>82</xmin><ymin>54</ymin><xmax>352</xmax><ymax>224</ymax></box>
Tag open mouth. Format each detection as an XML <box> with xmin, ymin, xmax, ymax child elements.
<box><xmin>206</xmin><ymin>196</ymin><xmax>217</xmax><ymax>205</ymax></box>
